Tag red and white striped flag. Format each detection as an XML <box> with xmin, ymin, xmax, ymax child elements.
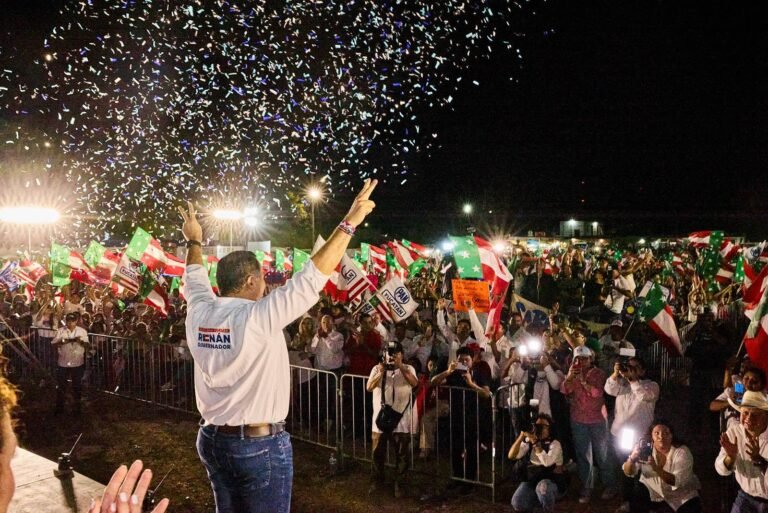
<box><xmin>744</xmin><ymin>259</ymin><xmax>768</xmax><ymax>305</ymax></box>
<box><xmin>745</xmin><ymin>285</ymin><xmax>768</xmax><ymax>376</ymax></box>
<box><xmin>14</xmin><ymin>258</ymin><xmax>47</xmax><ymax>287</ymax></box>
<box><xmin>113</xmin><ymin>253</ymin><xmax>141</xmax><ymax>295</ymax></box>
<box><xmin>688</xmin><ymin>231</ymin><xmax>716</xmax><ymax>248</ymax></box>
<box><xmin>163</xmin><ymin>252</ymin><xmax>185</xmax><ymax>277</ymax></box>
<box><xmin>368</xmin><ymin>245</ymin><xmax>387</xmax><ymax>274</ymax></box>
<box><xmin>719</xmin><ymin>240</ymin><xmax>739</xmax><ymax>262</ymax></box>
<box><xmin>715</xmin><ymin>261</ymin><xmax>734</xmax><ymax>285</ymax></box>
<box><xmin>339</xmin><ymin>254</ymin><xmax>374</xmax><ymax>304</ymax></box>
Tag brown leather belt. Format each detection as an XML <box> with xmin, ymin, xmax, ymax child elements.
<box><xmin>211</xmin><ymin>422</ymin><xmax>285</xmax><ymax>438</ymax></box>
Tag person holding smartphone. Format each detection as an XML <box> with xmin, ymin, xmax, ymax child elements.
<box><xmin>623</xmin><ymin>420</ymin><xmax>701</xmax><ymax>513</ymax></box>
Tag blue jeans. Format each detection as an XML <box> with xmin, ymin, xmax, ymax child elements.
<box><xmin>510</xmin><ymin>479</ymin><xmax>558</xmax><ymax>512</ymax></box>
<box><xmin>732</xmin><ymin>490</ymin><xmax>768</xmax><ymax>513</ymax></box>
<box><xmin>571</xmin><ymin>420</ymin><xmax>616</xmax><ymax>493</ymax></box>
<box><xmin>196</xmin><ymin>426</ymin><xmax>293</xmax><ymax>513</ymax></box>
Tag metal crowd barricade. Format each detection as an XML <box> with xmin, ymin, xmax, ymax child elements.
<box><xmin>338</xmin><ymin>372</ymin><xmax>419</xmax><ymax>470</ymax></box>
<box><xmin>434</xmin><ymin>385</ymin><xmax>498</xmax><ymax>500</ymax></box>
<box><xmin>339</xmin><ymin>373</ymin><xmax>374</xmax><ymax>462</ymax></box>
<box><xmin>287</xmin><ymin>365</ymin><xmax>340</xmax><ymax>452</ymax></box>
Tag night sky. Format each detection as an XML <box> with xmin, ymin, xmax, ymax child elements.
<box><xmin>2</xmin><ymin>0</ymin><xmax>768</xmax><ymax>244</ymax></box>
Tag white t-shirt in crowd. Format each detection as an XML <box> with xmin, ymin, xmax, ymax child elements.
<box><xmin>369</xmin><ymin>364</ymin><xmax>416</xmax><ymax>434</ymax></box>
<box><xmin>51</xmin><ymin>326</ymin><xmax>89</xmax><ymax>367</ymax></box>
<box><xmin>310</xmin><ymin>330</ymin><xmax>345</xmax><ymax>370</ymax></box>
<box><xmin>604</xmin><ymin>275</ymin><xmax>631</xmax><ymax>314</ymax></box>
<box><xmin>182</xmin><ymin>260</ymin><xmax>329</xmax><ymax>426</ymax></box>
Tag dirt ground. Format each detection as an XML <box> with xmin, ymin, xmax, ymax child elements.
<box><xmin>14</xmin><ymin>383</ymin><xmax>731</xmax><ymax>513</ymax></box>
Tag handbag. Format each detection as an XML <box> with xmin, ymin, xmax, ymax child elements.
<box><xmin>375</xmin><ymin>369</ymin><xmax>404</xmax><ymax>433</ymax></box>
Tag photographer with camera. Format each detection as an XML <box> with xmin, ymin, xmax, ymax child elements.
<box><xmin>606</xmin><ymin>356</ymin><xmax>660</xmax><ymax>512</ymax></box>
<box><xmin>51</xmin><ymin>312</ymin><xmax>91</xmax><ymax>415</ymax></box>
<box><xmin>716</xmin><ymin>390</ymin><xmax>768</xmax><ymax>511</ymax></box>
<box><xmin>561</xmin><ymin>345</ymin><xmax>617</xmax><ymax>504</ymax></box>
<box><xmin>508</xmin><ymin>413</ymin><xmax>568</xmax><ymax>513</ymax></box>
<box><xmin>622</xmin><ymin>420</ymin><xmax>701</xmax><ymax>513</ymax></box>
<box><xmin>366</xmin><ymin>341</ymin><xmax>418</xmax><ymax>498</ymax></box>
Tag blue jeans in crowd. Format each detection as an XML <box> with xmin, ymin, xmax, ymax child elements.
<box><xmin>510</xmin><ymin>479</ymin><xmax>559</xmax><ymax>512</ymax></box>
<box><xmin>732</xmin><ymin>490</ymin><xmax>768</xmax><ymax>513</ymax></box>
<box><xmin>196</xmin><ymin>425</ymin><xmax>294</xmax><ymax>513</ymax></box>
<box><xmin>570</xmin><ymin>420</ymin><xmax>616</xmax><ymax>494</ymax></box>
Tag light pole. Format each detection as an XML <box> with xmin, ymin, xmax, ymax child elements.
<box><xmin>307</xmin><ymin>186</ymin><xmax>323</xmax><ymax>244</ymax></box>
<box><xmin>0</xmin><ymin>206</ymin><xmax>60</xmax><ymax>253</ymax></box>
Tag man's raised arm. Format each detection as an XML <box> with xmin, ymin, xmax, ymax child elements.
<box><xmin>311</xmin><ymin>179</ymin><xmax>377</xmax><ymax>275</ymax></box>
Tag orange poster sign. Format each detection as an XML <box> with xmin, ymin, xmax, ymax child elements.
<box><xmin>451</xmin><ymin>279</ymin><xmax>490</xmax><ymax>313</ymax></box>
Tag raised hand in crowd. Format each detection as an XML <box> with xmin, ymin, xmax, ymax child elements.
<box><xmin>89</xmin><ymin>460</ymin><xmax>169</xmax><ymax>513</ymax></box>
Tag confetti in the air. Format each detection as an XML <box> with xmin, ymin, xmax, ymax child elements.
<box><xmin>0</xmin><ymin>0</ymin><xmax>544</xmax><ymax>238</ymax></box>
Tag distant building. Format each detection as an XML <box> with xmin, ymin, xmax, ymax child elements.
<box><xmin>559</xmin><ymin>219</ymin><xmax>603</xmax><ymax>238</ymax></box>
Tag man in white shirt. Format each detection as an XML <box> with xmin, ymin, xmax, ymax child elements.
<box><xmin>366</xmin><ymin>341</ymin><xmax>417</xmax><ymax>498</ymax></box>
<box><xmin>179</xmin><ymin>179</ymin><xmax>377</xmax><ymax>513</ymax></box>
<box><xmin>716</xmin><ymin>390</ymin><xmax>768</xmax><ymax>510</ymax></box>
<box><xmin>604</xmin><ymin>268</ymin><xmax>633</xmax><ymax>317</ymax></box>
<box><xmin>51</xmin><ymin>312</ymin><xmax>90</xmax><ymax>415</ymax></box>
<box><xmin>605</xmin><ymin>356</ymin><xmax>659</xmax><ymax>511</ymax></box>
<box><xmin>310</xmin><ymin>314</ymin><xmax>345</xmax><ymax>432</ymax></box>
<box><xmin>436</xmin><ymin>298</ymin><xmax>476</xmax><ymax>363</ymax></box>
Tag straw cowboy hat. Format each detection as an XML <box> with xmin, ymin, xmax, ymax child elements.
<box><xmin>728</xmin><ymin>390</ymin><xmax>768</xmax><ymax>413</ymax></box>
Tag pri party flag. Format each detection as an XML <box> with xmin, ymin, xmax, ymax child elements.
<box><xmin>744</xmin><ymin>284</ymin><xmax>768</xmax><ymax>376</ymax></box>
<box><xmin>638</xmin><ymin>281</ymin><xmax>682</xmax><ymax>357</ymax></box>
<box><xmin>84</xmin><ymin>242</ymin><xmax>120</xmax><ymax>284</ymax></box>
<box><xmin>125</xmin><ymin>227</ymin><xmax>168</xmax><ymax>271</ymax></box>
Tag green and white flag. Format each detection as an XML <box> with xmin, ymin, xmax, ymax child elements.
<box><xmin>638</xmin><ymin>281</ymin><xmax>682</xmax><ymax>356</ymax></box>
<box><xmin>292</xmin><ymin>248</ymin><xmax>310</xmax><ymax>274</ymax></box>
<box><xmin>449</xmin><ymin>235</ymin><xmax>483</xmax><ymax>279</ymax></box>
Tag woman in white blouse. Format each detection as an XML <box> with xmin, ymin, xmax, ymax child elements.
<box><xmin>622</xmin><ymin>420</ymin><xmax>701</xmax><ymax>513</ymax></box>
<box><xmin>508</xmin><ymin>413</ymin><xmax>568</xmax><ymax>512</ymax></box>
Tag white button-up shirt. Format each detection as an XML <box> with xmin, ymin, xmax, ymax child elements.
<box><xmin>310</xmin><ymin>330</ymin><xmax>345</xmax><ymax>370</ymax></box>
<box><xmin>605</xmin><ymin>377</ymin><xmax>660</xmax><ymax>438</ymax></box>
<box><xmin>51</xmin><ymin>326</ymin><xmax>89</xmax><ymax>367</ymax></box>
<box><xmin>715</xmin><ymin>423</ymin><xmax>768</xmax><ymax>499</ymax></box>
<box><xmin>629</xmin><ymin>445</ymin><xmax>700</xmax><ymax>510</ymax></box>
<box><xmin>183</xmin><ymin>260</ymin><xmax>328</xmax><ymax>426</ymax></box>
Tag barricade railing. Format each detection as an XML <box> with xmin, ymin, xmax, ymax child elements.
<box><xmin>287</xmin><ymin>365</ymin><xmax>340</xmax><ymax>453</ymax></box>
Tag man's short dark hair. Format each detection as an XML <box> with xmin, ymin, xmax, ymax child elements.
<box><xmin>216</xmin><ymin>251</ymin><xmax>261</xmax><ymax>296</ymax></box>
<box><xmin>456</xmin><ymin>346</ymin><xmax>472</xmax><ymax>358</ymax></box>
<box><xmin>457</xmin><ymin>319</ymin><xmax>471</xmax><ymax>329</ymax></box>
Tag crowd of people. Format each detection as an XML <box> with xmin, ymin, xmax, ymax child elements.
<box><xmin>1</xmin><ymin>229</ymin><xmax>767</xmax><ymax>513</ymax></box>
